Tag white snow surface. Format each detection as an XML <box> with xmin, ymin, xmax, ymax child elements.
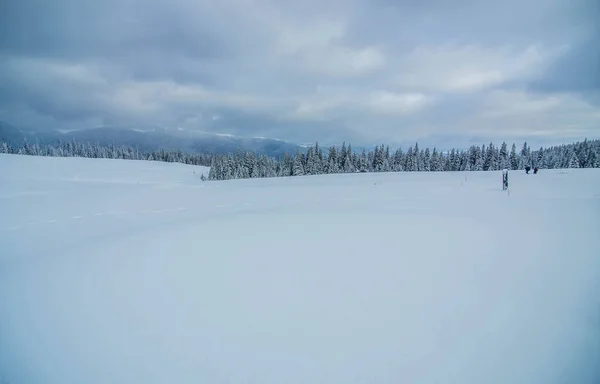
<box><xmin>1</xmin><ymin>154</ymin><xmax>599</xmax><ymax>384</ymax></box>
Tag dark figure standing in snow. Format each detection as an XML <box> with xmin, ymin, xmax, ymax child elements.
<box><xmin>525</xmin><ymin>165</ymin><xmax>531</xmax><ymax>174</ymax></box>
<box><xmin>533</xmin><ymin>167</ymin><xmax>539</xmax><ymax>174</ymax></box>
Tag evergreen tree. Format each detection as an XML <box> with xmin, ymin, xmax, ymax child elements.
<box><xmin>345</xmin><ymin>144</ymin><xmax>355</xmax><ymax>173</ymax></box>
<box><xmin>391</xmin><ymin>149</ymin><xmax>404</xmax><ymax>171</ymax></box>
<box><xmin>405</xmin><ymin>146</ymin><xmax>415</xmax><ymax>171</ymax></box>
<box><xmin>282</xmin><ymin>152</ymin><xmax>293</xmax><ymax>176</ymax></box>
<box><xmin>536</xmin><ymin>147</ymin><xmax>545</xmax><ymax>168</ymax></box>
<box><xmin>453</xmin><ymin>150</ymin><xmax>462</xmax><ymax>171</ymax></box>
<box><xmin>359</xmin><ymin>148</ymin><xmax>368</xmax><ymax>172</ymax></box>
<box><xmin>423</xmin><ymin>148</ymin><xmax>431</xmax><ymax>171</ymax></box>
<box><xmin>430</xmin><ymin>148</ymin><xmax>440</xmax><ymax>171</ymax></box>
<box><xmin>373</xmin><ymin>145</ymin><xmax>384</xmax><ymax>172</ymax></box>
<box><xmin>327</xmin><ymin>146</ymin><xmax>339</xmax><ymax>174</ymax></box>
<box><xmin>589</xmin><ymin>150</ymin><xmax>600</xmax><ymax>168</ymax></box>
<box><xmin>413</xmin><ymin>142</ymin><xmax>421</xmax><ymax>171</ymax></box>
<box><xmin>292</xmin><ymin>150</ymin><xmax>305</xmax><ymax>176</ymax></box>
<box><xmin>339</xmin><ymin>142</ymin><xmax>347</xmax><ymax>171</ymax></box>
<box><xmin>304</xmin><ymin>147</ymin><xmax>316</xmax><ymax>175</ymax></box>
<box><xmin>520</xmin><ymin>142</ymin><xmax>530</xmax><ymax>168</ymax></box>
<box><xmin>474</xmin><ymin>152</ymin><xmax>484</xmax><ymax>171</ymax></box>
<box><xmin>568</xmin><ymin>151</ymin><xmax>580</xmax><ymax>168</ymax></box>
<box><xmin>499</xmin><ymin>141</ymin><xmax>509</xmax><ymax>169</ymax></box>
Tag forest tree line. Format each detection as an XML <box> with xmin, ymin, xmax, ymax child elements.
<box><xmin>0</xmin><ymin>139</ymin><xmax>214</xmax><ymax>167</ymax></box>
<box><xmin>1</xmin><ymin>137</ymin><xmax>599</xmax><ymax>181</ymax></box>
<box><xmin>207</xmin><ymin>139</ymin><xmax>600</xmax><ymax>180</ymax></box>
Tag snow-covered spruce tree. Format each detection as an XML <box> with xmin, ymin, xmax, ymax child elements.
<box><xmin>326</xmin><ymin>146</ymin><xmax>339</xmax><ymax>174</ymax></box>
<box><xmin>391</xmin><ymin>148</ymin><xmax>404</xmax><ymax>171</ymax></box>
<box><xmin>346</xmin><ymin>144</ymin><xmax>356</xmax><ymax>172</ymax></box>
<box><xmin>588</xmin><ymin>149</ymin><xmax>600</xmax><ymax>168</ymax></box>
<box><xmin>423</xmin><ymin>148</ymin><xmax>431</xmax><ymax>171</ymax></box>
<box><xmin>499</xmin><ymin>141</ymin><xmax>509</xmax><ymax>169</ymax></box>
<box><xmin>304</xmin><ymin>146</ymin><xmax>316</xmax><ymax>175</ymax></box>
<box><xmin>315</xmin><ymin>142</ymin><xmax>325</xmax><ymax>174</ymax></box>
<box><xmin>412</xmin><ymin>142</ymin><xmax>421</xmax><ymax>171</ymax></box>
<box><xmin>430</xmin><ymin>148</ymin><xmax>440</xmax><ymax>171</ymax></box>
<box><xmin>535</xmin><ymin>147</ymin><xmax>545</xmax><ymax>168</ymax></box>
<box><xmin>474</xmin><ymin>151</ymin><xmax>484</xmax><ymax>171</ymax></box>
<box><xmin>384</xmin><ymin>146</ymin><xmax>391</xmax><ymax>172</ymax></box>
<box><xmin>292</xmin><ymin>150</ymin><xmax>305</xmax><ymax>176</ymax></box>
<box><xmin>281</xmin><ymin>152</ymin><xmax>293</xmax><ymax>177</ymax></box>
<box><xmin>447</xmin><ymin>149</ymin><xmax>456</xmax><ymax>171</ymax></box>
<box><xmin>339</xmin><ymin>142</ymin><xmax>348</xmax><ymax>172</ymax></box>
<box><xmin>464</xmin><ymin>158</ymin><xmax>472</xmax><ymax>171</ymax></box>
<box><xmin>352</xmin><ymin>151</ymin><xmax>360</xmax><ymax>172</ymax></box>
<box><xmin>404</xmin><ymin>146</ymin><xmax>414</xmax><ymax>171</ymax></box>
<box><xmin>453</xmin><ymin>150</ymin><xmax>462</xmax><ymax>171</ymax></box>
<box><xmin>359</xmin><ymin>148</ymin><xmax>369</xmax><ymax>172</ymax></box>
<box><xmin>467</xmin><ymin>145</ymin><xmax>478</xmax><ymax>170</ymax></box>
<box><xmin>208</xmin><ymin>157</ymin><xmax>220</xmax><ymax>180</ymax></box>
<box><xmin>343</xmin><ymin>150</ymin><xmax>356</xmax><ymax>173</ymax></box>
<box><xmin>568</xmin><ymin>151</ymin><xmax>580</xmax><ymax>168</ymax></box>
<box><xmin>520</xmin><ymin>142</ymin><xmax>531</xmax><ymax>168</ymax></box>
<box><xmin>483</xmin><ymin>143</ymin><xmax>498</xmax><ymax>171</ymax></box>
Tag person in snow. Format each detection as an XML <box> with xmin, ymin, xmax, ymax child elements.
<box><xmin>533</xmin><ymin>167</ymin><xmax>539</xmax><ymax>174</ymax></box>
<box><xmin>502</xmin><ymin>169</ymin><xmax>509</xmax><ymax>190</ymax></box>
<box><xmin>525</xmin><ymin>165</ymin><xmax>531</xmax><ymax>174</ymax></box>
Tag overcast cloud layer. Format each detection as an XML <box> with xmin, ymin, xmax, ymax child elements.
<box><xmin>1</xmin><ymin>0</ymin><xmax>599</xmax><ymax>148</ymax></box>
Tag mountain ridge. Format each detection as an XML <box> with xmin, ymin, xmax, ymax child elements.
<box><xmin>0</xmin><ymin>121</ymin><xmax>304</xmax><ymax>158</ymax></box>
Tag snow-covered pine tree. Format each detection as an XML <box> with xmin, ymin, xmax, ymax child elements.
<box><xmin>464</xmin><ymin>157</ymin><xmax>472</xmax><ymax>171</ymax></box>
<box><xmin>292</xmin><ymin>150</ymin><xmax>305</xmax><ymax>176</ymax></box>
<box><xmin>589</xmin><ymin>150</ymin><xmax>600</xmax><ymax>168</ymax></box>
<box><xmin>520</xmin><ymin>142</ymin><xmax>531</xmax><ymax>168</ymax></box>
<box><xmin>568</xmin><ymin>151</ymin><xmax>580</xmax><ymax>168</ymax></box>
<box><xmin>359</xmin><ymin>148</ymin><xmax>368</xmax><ymax>172</ymax></box>
<box><xmin>430</xmin><ymin>148</ymin><xmax>440</xmax><ymax>171</ymax></box>
<box><xmin>345</xmin><ymin>144</ymin><xmax>356</xmax><ymax>172</ymax></box>
<box><xmin>404</xmin><ymin>146</ymin><xmax>414</xmax><ymax>171</ymax></box>
<box><xmin>474</xmin><ymin>151</ymin><xmax>484</xmax><ymax>171</ymax></box>
<box><xmin>453</xmin><ymin>150</ymin><xmax>462</xmax><ymax>171</ymax></box>
<box><xmin>499</xmin><ymin>142</ymin><xmax>509</xmax><ymax>169</ymax></box>
<box><xmin>483</xmin><ymin>143</ymin><xmax>491</xmax><ymax>170</ymax></box>
<box><xmin>304</xmin><ymin>146</ymin><xmax>316</xmax><ymax>175</ymax></box>
<box><xmin>413</xmin><ymin>142</ymin><xmax>421</xmax><ymax>171</ymax></box>
<box><xmin>423</xmin><ymin>148</ymin><xmax>431</xmax><ymax>171</ymax></box>
<box><xmin>448</xmin><ymin>149</ymin><xmax>456</xmax><ymax>171</ymax></box>
<box><xmin>535</xmin><ymin>147</ymin><xmax>545</xmax><ymax>168</ymax></box>
<box><xmin>315</xmin><ymin>142</ymin><xmax>325</xmax><ymax>174</ymax></box>
<box><xmin>208</xmin><ymin>157</ymin><xmax>220</xmax><ymax>180</ymax></box>
<box><xmin>282</xmin><ymin>152</ymin><xmax>293</xmax><ymax>176</ymax></box>
<box><xmin>372</xmin><ymin>145</ymin><xmax>384</xmax><ymax>172</ymax></box>
<box><xmin>467</xmin><ymin>145</ymin><xmax>478</xmax><ymax>170</ymax></box>
<box><xmin>327</xmin><ymin>146</ymin><xmax>339</xmax><ymax>174</ymax></box>
<box><xmin>343</xmin><ymin>143</ymin><xmax>356</xmax><ymax>173</ymax></box>
<box><xmin>390</xmin><ymin>148</ymin><xmax>403</xmax><ymax>171</ymax></box>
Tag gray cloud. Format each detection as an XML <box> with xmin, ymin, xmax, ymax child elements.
<box><xmin>1</xmin><ymin>0</ymin><xmax>598</xmax><ymax>148</ymax></box>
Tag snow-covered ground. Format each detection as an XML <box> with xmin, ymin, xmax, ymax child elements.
<box><xmin>1</xmin><ymin>154</ymin><xmax>599</xmax><ymax>384</ymax></box>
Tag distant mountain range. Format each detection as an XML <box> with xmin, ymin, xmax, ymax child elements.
<box><xmin>0</xmin><ymin>121</ymin><xmax>304</xmax><ymax>158</ymax></box>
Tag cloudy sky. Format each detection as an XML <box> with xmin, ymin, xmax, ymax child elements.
<box><xmin>1</xmin><ymin>0</ymin><xmax>599</xmax><ymax>148</ymax></box>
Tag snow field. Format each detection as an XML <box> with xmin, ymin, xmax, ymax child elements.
<box><xmin>1</xmin><ymin>154</ymin><xmax>599</xmax><ymax>384</ymax></box>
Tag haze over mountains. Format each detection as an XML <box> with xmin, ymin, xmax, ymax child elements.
<box><xmin>0</xmin><ymin>121</ymin><xmax>304</xmax><ymax>158</ymax></box>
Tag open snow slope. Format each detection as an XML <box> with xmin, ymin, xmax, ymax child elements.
<box><xmin>1</xmin><ymin>154</ymin><xmax>599</xmax><ymax>384</ymax></box>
